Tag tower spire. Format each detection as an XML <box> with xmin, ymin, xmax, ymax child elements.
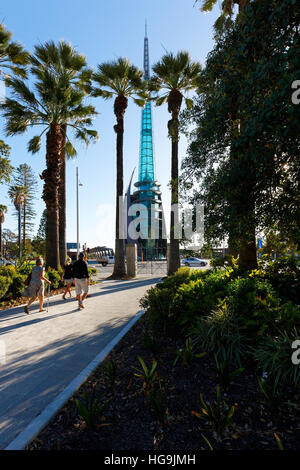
<box><xmin>144</xmin><ymin>22</ymin><xmax>150</xmax><ymax>80</ymax></box>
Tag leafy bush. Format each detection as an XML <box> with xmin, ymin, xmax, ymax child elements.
<box><xmin>192</xmin><ymin>386</ymin><xmax>237</xmax><ymax>438</ymax></box>
<box><xmin>0</xmin><ymin>265</ymin><xmax>17</xmax><ymax>279</ymax></box>
<box><xmin>75</xmin><ymin>389</ymin><xmax>110</xmax><ymax>430</ymax></box>
<box><xmin>0</xmin><ymin>275</ymin><xmax>10</xmax><ymax>299</ymax></box>
<box><xmin>156</xmin><ymin>267</ymin><xmax>191</xmax><ymax>292</ymax></box>
<box><xmin>171</xmin><ymin>271</ymin><xmax>230</xmax><ymax>331</ymax></box>
<box><xmin>254</xmin><ymin>255</ymin><xmax>300</xmax><ymax>303</ymax></box>
<box><xmin>253</xmin><ymin>327</ymin><xmax>300</xmax><ymax>390</ymax></box>
<box><xmin>141</xmin><ymin>268</ymin><xmax>231</xmax><ymax>335</ymax></box>
<box><xmin>210</xmin><ymin>255</ymin><xmax>238</xmax><ymax>270</ymax></box>
<box><xmin>17</xmin><ymin>261</ymin><xmax>34</xmax><ymax>276</ymax></box>
<box><xmin>46</xmin><ymin>267</ymin><xmax>63</xmax><ymax>290</ymax></box>
<box><xmin>140</xmin><ymin>285</ymin><xmax>174</xmax><ymax>334</ymax></box>
<box><xmin>191</xmin><ymin>302</ymin><xmax>249</xmax><ymax>367</ymax></box>
<box><xmin>7</xmin><ymin>273</ymin><xmax>26</xmax><ymax>298</ymax></box>
<box><xmin>88</xmin><ymin>267</ymin><xmax>97</xmax><ymax>279</ymax></box>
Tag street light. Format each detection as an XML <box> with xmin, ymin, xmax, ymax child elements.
<box><xmin>76</xmin><ymin>167</ymin><xmax>83</xmax><ymax>260</ymax></box>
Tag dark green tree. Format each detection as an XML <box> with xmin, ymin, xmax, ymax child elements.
<box><xmin>182</xmin><ymin>0</ymin><xmax>300</xmax><ymax>270</ymax></box>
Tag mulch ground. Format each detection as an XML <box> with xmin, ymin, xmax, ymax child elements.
<box><xmin>26</xmin><ymin>312</ymin><xmax>300</xmax><ymax>451</ymax></box>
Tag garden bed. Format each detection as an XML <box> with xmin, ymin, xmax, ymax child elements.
<box><xmin>27</xmin><ymin>312</ymin><xmax>300</xmax><ymax>451</ymax></box>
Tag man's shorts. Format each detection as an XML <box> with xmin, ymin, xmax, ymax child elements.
<box><xmin>64</xmin><ymin>279</ymin><xmax>73</xmax><ymax>285</ymax></box>
<box><xmin>75</xmin><ymin>278</ymin><xmax>89</xmax><ymax>296</ymax></box>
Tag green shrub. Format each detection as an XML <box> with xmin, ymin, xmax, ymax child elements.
<box><xmin>17</xmin><ymin>261</ymin><xmax>34</xmax><ymax>276</ymax></box>
<box><xmin>156</xmin><ymin>267</ymin><xmax>191</xmax><ymax>292</ymax></box>
<box><xmin>191</xmin><ymin>302</ymin><xmax>249</xmax><ymax>367</ymax></box>
<box><xmin>0</xmin><ymin>275</ymin><xmax>11</xmax><ymax>300</ymax></box>
<box><xmin>210</xmin><ymin>255</ymin><xmax>238</xmax><ymax>270</ymax></box>
<box><xmin>88</xmin><ymin>267</ymin><xmax>97</xmax><ymax>279</ymax></box>
<box><xmin>255</xmin><ymin>256</ymin><xmax>300</xmax><ymax>303</ymax></box>
<box><xmin>7</xmin><ymin>273</ymin><xmax>26</xmax><ymax>299</ymax></box>
<box><xmin>141</xmin><ymin>268</ymin><xmax>231</xmax><ymax>335</ymax></box>
<box><xmin>46</xmin><ymin>267</ymin><xmax>63</xmax><ymax>290</ymax></box>
<box><xmin>140</xmin><ymin>286</ymin><xmax>173</xmax><ymax>334</ymax></box>
<box><xmin>0</xmin><ymin>265</ymin><xmax>17</xmax><ymax>279</ymax></box>
<box><xmin>228</xmin><ymin>277</ymin><xmax>281</xmax><ymax>338</ymax></box>
<box><xmin>253</xmin><ymin>327</ymin><xmax>300</xmax><ymax>390</ymax></box>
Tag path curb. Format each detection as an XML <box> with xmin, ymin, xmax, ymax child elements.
<box><xmin>5</xmin><ymin>309</ymin><xmax>145</xmax><ymax>451</ymax></box>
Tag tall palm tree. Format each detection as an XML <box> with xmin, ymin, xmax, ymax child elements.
<box><xmin>0</xmin><ymin>204</ymin><xmax>7</xmax><ymax>257</ymax></box>
<box><xmin>31</xmin><ymin>40</ymin><xmax>94</xmax><ymax>266</ymax></box>
<box><xmin>0</xmin><ymin>23</ymin><xmax>30</xmax><ymax>78</ymax></box>
<box><xmin>2</xmin><ymin>56</ymin><xmax>98</xmax><ymax>269</ymax></box>
<box><xmin>149</xmin><ymin>52</ymin><xmax>201</xmax><ymax>275</ymax></box>
<box><xmin>92</xmin><ymin>58</ymin><xmax>146</xmax><ymax>279</ymax></box>
<box><xmin>8</xmin><ymin>185</ymin><xmax>27</xmax><ymax>259</ymax></box>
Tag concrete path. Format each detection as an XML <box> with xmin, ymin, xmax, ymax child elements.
<box><xmin>0</xmin><ymin>276</ymin><xmax>160</xmax><ymax>449</ymax></box>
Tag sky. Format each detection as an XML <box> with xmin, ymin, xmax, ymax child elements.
<box><xmin>0</xmin><ymin>0</ymin><xmax>220</xmax><ymax>250</ymax></box>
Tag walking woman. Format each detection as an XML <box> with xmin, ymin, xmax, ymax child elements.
<box><xmin>61</xmin><ymin>257</ymin><xmax>73</xmax><ymax>300</ymax></box>
<box><xmin>24</xmin><ymin>257</ymin><xmax>51</xmax><ymax>314</ymax></box>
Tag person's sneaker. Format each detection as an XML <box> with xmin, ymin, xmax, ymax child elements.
<box><xmin>79</xmin><ymin>302</ymin><xmax>85</xmax><ymax>309</ymax></box>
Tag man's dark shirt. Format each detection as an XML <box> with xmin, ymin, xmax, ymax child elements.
<box><xmin>72</xmin><ymin>259</ymin><xmax>89</xmax><ymax>279</ymax></box>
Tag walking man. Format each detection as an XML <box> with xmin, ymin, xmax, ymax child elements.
<box><xmin>72</xmin><ymin>252</ymin><xmax>90</xmax><ymax>310</ymax></box>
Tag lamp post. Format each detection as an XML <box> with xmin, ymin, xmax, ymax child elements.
<box><xmin>76</xmin><ymin>167</ymin><xmax>83</xmax><ymax>259</ymax></box>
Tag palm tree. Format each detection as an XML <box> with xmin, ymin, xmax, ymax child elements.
<box><xmin>31</xmin><ymin>40</ymin><xmax>94</xmax><ymax>266</ymax></box>
<box><xmin>8</xmin><ymin>185</ymin><xmax>27</xmax><ymax>260</ymax></box>
<box><xmin>149</xmin><ymin>52</ymin><xmax>201</xmax><ymax>275</ymax></box>
<box><xmin>92</xmin><ymin>58</ymin><xmax>146</xmax><ymax>279</ymax></box>
<box><xmin>0</xmin><ymin>204</ymin><xmax>7</xmax><ymax>257</ymax></box>
<box><xmin>2</xmin><ymin>53</ymin><xmax>98</xmax><ymax>269</ymax></box>
<box><xmin>0</xmin><ymin>23</ymin><xmax>30</xmax><ymax>78</ymax></box>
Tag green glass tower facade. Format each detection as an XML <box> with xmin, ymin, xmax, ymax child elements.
<box><xmin>127</xmin><ymin>28</ymin><xmax>166</xmax><ymax>259</ymax></box>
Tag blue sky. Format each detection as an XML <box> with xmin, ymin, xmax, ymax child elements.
<box><xmin>0</xmin><ymin>0</ymin><xmax>219</xmax><ymax>249</ymax></box>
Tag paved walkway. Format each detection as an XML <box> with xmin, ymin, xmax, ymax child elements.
<box><xmin>0</xmin><ymin>276</ymin><xmax>160</xmax><ymax>449</ymax></box>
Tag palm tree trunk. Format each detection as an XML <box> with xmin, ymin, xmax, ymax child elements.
<box><xmin>112</xmin><ymin>118</ymin><xmax>126</xmax><ymax>278</ymax></box>
<box><xmin>0</xmin><ymin>223</ymin><xmax>2</xmax><ymax>257</ymax></box>
<box><xmin>59</xmin><ymin>124</ymin><xmax>67</xmax><ymax>267</ymax></box>
<box><xmin>41</xmin><ymin>123</ymin><xmax>63</xmax><ymax>269</ymax></box>
<box><xmin>112</xmin><ymin>96</ymin><xmax>127</xmax><ymax>279</ymax></box>
<box><xmin>168</xmin><ymin>116</ymin><xmax>181</xmax><ymax>276</ymax></box>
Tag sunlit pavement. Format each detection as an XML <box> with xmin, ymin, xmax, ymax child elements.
<box><xmin>0</xmin><ymin>275</ymin><xmax>160</xmax><ymax>449</ymax></box>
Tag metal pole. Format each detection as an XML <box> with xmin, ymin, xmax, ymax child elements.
<box><xmin>76</xmin><ymin>167</ymin><xmax>80</xmax><ymax>260</ymax></box>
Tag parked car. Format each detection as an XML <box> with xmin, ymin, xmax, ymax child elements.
<box><xmin>181</xmin><ymin>257</ymin><xmax>207</xmax><ymax>267</ymax></box>
<box><xmin>97</xmin><ymin>255</ymin><xmax>115</xmax><ymax>267</ymax></box>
